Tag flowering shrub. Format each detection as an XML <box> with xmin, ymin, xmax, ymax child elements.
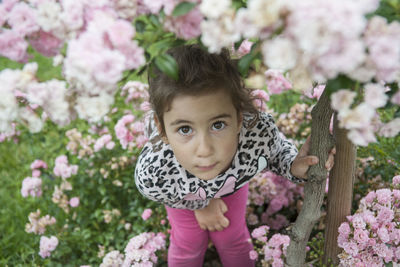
<box><xmin>100</xmin><ymin>232</ymin><xmax>166</xmax><ymax>267</ymax></box>
<box><xmin>337</xmin><ymin>175</ymin><xmax>400</xmax><ymax>266</ymax></box>
<box><xmin>250</xmin><ymin>225</ymin><xmax>290</xmax><ymax>267</ymax></box>
<box><xmin>247</xmin><ymin>171</ymin><xmax>304</xmax><ymax>230</ymax></box>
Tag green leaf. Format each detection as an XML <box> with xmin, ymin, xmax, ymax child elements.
<box><xmin>155</xmin><ymin>54</ymin><xmax>179</xmax><ymax>81</ymax></box>
<box><xmin>172</xmin><ymin>2</ymin><xmax>196</xmax><ymax>17</ymax></box>
<box><xmin>135</xmin><ymin>20</ymin><xmax>146</xmax><ymax>33</ymax></box>
<box><xmin>238</xmin><ymin>52</ymin><xmax>259</xmax><ymax>77</ymax></box>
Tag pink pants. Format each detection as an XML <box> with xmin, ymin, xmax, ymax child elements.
<box><xmin>165</xmin><ymin>184</ymin><xmax>255</xmax><ymax>267</ymax></box>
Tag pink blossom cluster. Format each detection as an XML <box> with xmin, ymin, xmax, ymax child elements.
<box><xmin>305</xmin><ymin>85</ymin><xmax>325</xmax><ymax>100</ymax></box>
<box><xmin>25</xmin><ymin>210</ymin><xmax>56</xmax><ymax>235</ymax></box>
<box><xmin>163</xmin><ymin>6</ymin><xmax>203</xmax><ymax>40</ymax></box>
<box><xmin>25</xmin><ymin>209</ymin><xmax>56</xmax><ymax>235</ymax></box>
<box><xmin>251</xmin><ymin>89</ymin><xmax>270</xmax><ymax>112</ymax></box>
<box><xmin>115</xmin><ymin>114</ymin><xmax>148</xmax><ymax>149</ymax></box>
<box><xmin>250</xmin><ymin>225</ymin><xmax>290</xmax><ymax>267</ymax></box>
<box><xmin>120</xmin><ymin>81</ymin><xmax>150</xmax><ymax>112</ymax></box>
<box><xmin>0</xmin><ymin>0</ymin><xmax>40</xmax><ymax>61</ymax></box>
<box><xmin>53</xmin><ymin>155</ymin><xmax>78</xmax><ymax>179</ymax></box>
<box><xmin>121</xmin><ymin>81</ymin><xmax>149</xmax><ymax>103</ymax></box>
<box><xmin>21</xmin><ymin>176</ymin><xmax>42</xmax><ymax>198</ymax></box>
<box><xmin>0</xmin><ymin>60</ymin><xmax>74</xmax><ymax>134</ymax></box>
<box><xmin>39</xmin><ymin>235</ymin><xmax>59</xmax><ymax>259</ymax></box>
<box><xmin>337</xmin><ymin>175</ymin><xmax>400</xmax><ymax>266</ymax></box>
<box><xmin>94</xmin><ymin>134</ymin><xmax>116</xmax><ymax>152</ymax></box>
<box><xmin>247</xmin><ymin>171</ymin><xmax>303</xmax><ymax>230</ymax></box>
<box><xmin>65</xmin><ymin>128</ymin><xmax>96</xmax><ymax>159</ymax></box>
<box><xmin>0</xmin><ymin>62</ymin><xmax>42</xmax><ymax>134</ymax></box>
<box><xmin>100</xmin><ymin>250</ymin><xmax>124</xmax><ymax>267</ymax></box>
<box><xmin>52</xmin><ymin>183</ymin><xmax>73</xmax><ymax>213</ymax></box>
<box><xmin>138</xmin><ymin>0</ymin><xmax>202</xmax><ymax>40</ymax></box>
<box><xmin>25</xmin><ymin>79</ymin><xmax>71</xmax><ymax>127</ymax></box>
<box><xmin>141</xmin><ymin>208</ymin><xmax>153</xmax><ymax>221</ymax></box>
<box><xmin>0</xmin><ymin>0</ymin><xmax>149</xmax><ymax>126</ymax></box>
<box><xmin>232</xmin><ymin>39</ymin><xmax>253</xmax><ymax>58</ymax></box>
<box><xmin>264</xmin><ymin>70</ymin><xmax>292</xmax><ymax>95</ymax></box>
<box><xmin>30</xmin><ymin>159</ymin><xmax>48</xmax><ymax>178</ymax></box>
<box><xmin>122</xmin><ymin>232</ymin><xmax>166</xmax><ymax>267</ymax></box>
<box><xmin>276</xmin><ymin>104</ymin><xmax>312</xmax><ymax>139</ymax></box>
<box><xmin>0</xmin><ymin>122</ymin><xmax>20</xmax><ymax>143</ymax></box>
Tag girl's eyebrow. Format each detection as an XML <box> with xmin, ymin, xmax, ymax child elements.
<box><xmin>169</xmin><ymin>113</ymin><xmax>232</xmax><ymax>126</ymax></box>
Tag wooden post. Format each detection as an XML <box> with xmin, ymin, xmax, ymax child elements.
<box><xmin>323</xmin><ymin>114</ymin><xmax>356</xmax><ymax>265</ymax></box>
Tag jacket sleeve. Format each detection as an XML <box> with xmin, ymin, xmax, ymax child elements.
<box><xmin>260</xmin><ymin>113</ymin><xmax>306</xmax><ymax>183</ymax></box>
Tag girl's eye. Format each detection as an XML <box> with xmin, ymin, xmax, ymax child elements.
<box><xmin>178</xmin><ymin>126</ymin><xmax>192</xmax><ymax>136</ymax></box>
<box><xmin>211</xmin><ymin>121</ymin><xmax>226</xmax><ymax>131</ymax></box>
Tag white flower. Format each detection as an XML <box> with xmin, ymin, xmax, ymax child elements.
<box><xmin>364</xmin><ymin>83</ymin><xmax>388</xmax><ymax>108</ymax></box>
<box><xmin>75</xmin><ymin>93</ymin><xmax>114</xmax><ymax>123</ymax></box>
<box><xmin>262</xmin><ymin>37</ymin><xmax>297</xmax><ymax>70</ymax></box>
<box><xmin>331</xmin><ymin>89</ymin><xmax>357</xmax><ymax>111</ymax></box>
<box><xmin>200</xmin><ymin>0</ymin><xmax>231</xmax><ymax>19</ymax></box>
<box><xmin>338</xmin><ymin>103</ymin><xmax>375</xmax><ymax>130</ymax></box>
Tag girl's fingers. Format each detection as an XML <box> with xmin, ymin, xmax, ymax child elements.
<box><xmin>221</xmin><ymin>217</ymin><xmax>230</xmax><ymax>228</ymax></box>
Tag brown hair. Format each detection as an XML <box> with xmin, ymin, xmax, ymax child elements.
<box><xmin>148</xmin><ymin>44</ymin><xmax>258</xmax><ymax>135</ymax></box>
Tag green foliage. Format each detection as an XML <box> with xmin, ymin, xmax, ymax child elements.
<box><xmin>172</xmin><ymin>2</ymin><xmax>197</xmax><ymax>17</ymax></box>
<box><xmin>373</xmin><ymin>0</ymin><xmax>400</xmax><ymax>22</ymax></box>
<box><xmin>155</xmin><ymin>54</ymin><xmax>179</xmax><ymax>81</ymax></box>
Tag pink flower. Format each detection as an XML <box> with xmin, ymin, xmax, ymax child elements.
<box><xmin>30</xmin><ymin>159</ymin><xmax>48</xmax><ymax>170</ymax></box>
<box><xmin>32</xmin><ymin>170</ymin><xmax>41</xmax><ymax>177</ymax></box>
<box><xmin>164</xmin><ymin>8</ymin><xmax>203</xmax><ymax>40</ymax></box>
<box><xmin>55</xmin><ymin>155</ymin><xmax>68</xmax><ymax>165</ymax></box>
<box><xmin>0</xmin><ymin>29</ymin><xmax>29</xmax><ymax>62</ymax></box>
<box><xmin>353</xmin><ymin>228</ymin><xmax>369</xmax><ymax>248</ymax></box>
<box><xmin>235</xmin><ymin>40</ymin><xmax>253</xmax><ymax>57</ymax></box>
<box><xmin>53</xmin><ymin>155</ymin><xmax>78</xmax><ymax>179</ymax></box>
<box><xmin>364</xmin><ymin>83</ymin><xmax>388</xmax><ymax>108</ymax></box>
<box><xmin>264</xmin><ymin>69</ymin><xmax>292</xmax><ymax>94</ymax></box>
<box><xmin>21</xmin><ymin>177</ymin><xmax>42</xmax><ymax>197</ymax></box>
<box><xmin>251</xmin><ymin>225</ymin><xmax>269</xmax><ymax>239</ymax></box>
<box><xmin>94</xmin><ymin>134</ymin><xmax>115</xmax><ymax>152</ymax></box>
<box><xmin>391</xmin><ymin>91</ymin><xmax>400</xmax><ymax>105</ymax></box>
<box><xmin>69</xmin><ymin>197</ymin><xmax>80</xmax><ymax>208</ymax></box>
<box><xmin>306</xmin><ymin>84</ymin><xmax>325</xmax><ymax>100</ymax></box>
<box><xmin>141</xmin><ymin>209</ymin><xmax>152</xmax><ymax>221</ymax></box>
<box><xmin>249</xmin><ymin>250</ymin><xmax>258</xmax><ymax>260</ymax></box>
<box><xmin>377</xmin><ymin>206</ymin><xmax>394</xmax><ymax>224</ymax></box>
<box><xmin>39</xmin><ymin>236</ymin><xmax>59</xmax><ymax>258</ymax></box>
<box><xmin>251</xmin><ymin>89</ymin><xmax>269</xmax><ymax>111</ymax></box>
<box><xmin>107</xmin><ymin>19</ymin><xmax>135</xmax><ymax>48</ymax></box>
<box><xmin>376</xmin><ymin>188</ymin><xmax>392</xmax><ymax>205</ymax></box>
<box><xmin>28</xmin><ymin>30</ymin><xmax>63</xmax><ymax>57</ymax></box>
<box><xmin>392</xmin><ymin>175</ymin><xmax>400</xmax><ymax>186</ymax></box>
<box><xmin>8</xmin><ymin>2</ymin><xmax>39</xmax><ymax>36</ymax></box>
<box><xmin>364</xmin><ymin>191</ymin><xmax>376</xmax><ymax>204</ymax></box>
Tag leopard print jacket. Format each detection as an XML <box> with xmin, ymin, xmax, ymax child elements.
<box><xmin>134</xmin><ymin>112</ymin><xmax>304</xmax><ymax>210</ymax></box>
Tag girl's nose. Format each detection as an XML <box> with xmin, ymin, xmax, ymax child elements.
<box><xmin>196</xmin><ymin>133</ymin><xmax>214</xmax><ymax>157</ymax></box>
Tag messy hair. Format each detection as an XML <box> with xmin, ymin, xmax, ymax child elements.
<box><xmin>148</xmin><ymin>44</ymin><xmax>258</xmax><ymax>135</ymax></box>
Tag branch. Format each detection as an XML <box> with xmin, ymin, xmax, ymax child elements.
<box><xmin>285</xmin><ymin>89</ymin><xmax>335</xmax><ymax>266</ymax></box>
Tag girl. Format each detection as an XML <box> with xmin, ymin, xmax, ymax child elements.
<box><xmin>135</xmin><ymin>45</ymin><xmax>334</xmax><ymax>267</ymax></box>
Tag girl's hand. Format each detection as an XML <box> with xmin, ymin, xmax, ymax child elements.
<box><xmin>290</xmin><ymin>136</ymin><xmax>336</xmax><ymax>179</ymax></box>
<box><xmin>194</xmin><ymin>198</ymin><xmax>229</xmax><ymax>231</ymax></box>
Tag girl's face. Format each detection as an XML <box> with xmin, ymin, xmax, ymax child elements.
<box><xmin>159</xmin><ymin>89</ymin><xmax>242</xmax><ymax>180</ymax></box>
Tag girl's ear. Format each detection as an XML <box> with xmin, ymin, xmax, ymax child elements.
<box><xmin>154</xmin><ymin>114</ymin><xmax>169</xmax><ymax>144</ymax></box>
